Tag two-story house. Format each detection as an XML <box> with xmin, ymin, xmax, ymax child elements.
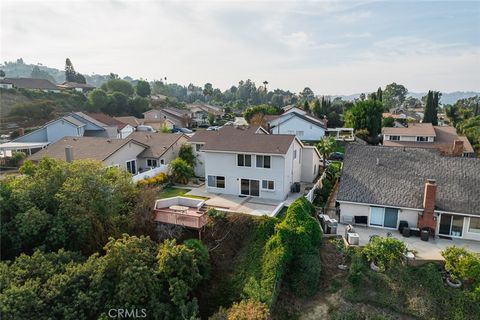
<box><xmin>143</xmin><ymin>107</ymin><xmax>192</xmax><ymax>128</ymax></box>
<box><xmin>188</xmin><ymin>103</ymin><xmax>224</xmax><ymax>126</ymax></box>
<box><xmin>382</xmin><ymin>123</ymin><xmax>475</xmax><ymax>157</ymax></box>
<box><xmin>266</xmin><ymin>107</ymin><xmax>327</xmax><ymax>141</ymax></box>
<box><xmin>189</xmin><ymin>125</ymin><xmax>321</xmax><ymax>200</ymax></box>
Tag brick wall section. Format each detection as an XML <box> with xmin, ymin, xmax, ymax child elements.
<box><xmin>452</xmin><ymin>140</ymin><xmax>464</xmax><ymax>156</ymax></box>
<box><xmin>418</xmin><ymin>179</ymin><xmax>437</xmax><ymax>231</ymax></box>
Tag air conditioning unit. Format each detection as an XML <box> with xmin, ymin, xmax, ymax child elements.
<box><xmin>347</xmin><ymin>232</ymin><xmax>359</xmax><ymax>245</ymax></box>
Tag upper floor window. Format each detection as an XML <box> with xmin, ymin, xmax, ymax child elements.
<box><xmin>389</xmin><ymin>135</ymin><xmax>400</xmax><ymax>141</ymax></box>
<box><xmin>294</xmin><ymin>150</ymin><xmax>297</xmax><ymax>159</ymax></box>
<box><xmin>195</xmin><ymin>144</ymin><xmax>203</xmax><ymax>152</ymax></box>
<box><xmin>256</xmin><ymin>155</ymin><xmax>271</xmax><ymax>168</ymax></box>
<box><xmin>416</xmin><ymin>136</ymin><xmax>428</xmax><ymax>142</ymax></box>
<box><xmin>237</xmin><ymin>154</ymin><xmax>252</xmax><ymax>167</ymax></box>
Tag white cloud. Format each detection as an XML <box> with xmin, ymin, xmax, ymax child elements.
<box><xmin>335</xmin><ymin>10</ymin><xmax>372</xmax><ymax>23</ymax></box>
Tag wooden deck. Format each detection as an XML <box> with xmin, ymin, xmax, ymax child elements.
<box><xmin>154</xmin><ymin>208</ymin><xmax>208</xmax><ymax>229</ymax></box>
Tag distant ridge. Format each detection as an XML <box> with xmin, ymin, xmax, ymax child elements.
<box><xmin>331</xmin><ymin>91</ymin><xmax>479</xmax><ymax>105</ymax></box>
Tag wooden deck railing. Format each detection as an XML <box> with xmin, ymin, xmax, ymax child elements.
<box><xmin>154</xmin><ymin>209</ymin><xmax>208</xmax><ymax>229</ymax></box>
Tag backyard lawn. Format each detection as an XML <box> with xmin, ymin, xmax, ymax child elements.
<box><xmin>157</xmin><ymin>186</ymin><xmax>208</xmax><ymax>200</ymax></box>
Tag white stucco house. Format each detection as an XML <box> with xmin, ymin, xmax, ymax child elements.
<box><xmin>337</xmin><ymin>144</ymin><xmax>480</xmax><ymax>242</ymax></box>
<box><xmin>189</xmin><ymin>125</ymin><xmax>322</xmax><ymax>201</ymax></box>
<box><xmin>266</xmin><ymin>107</ymin><xmax>327</xmax><ymax>141</ymax></box>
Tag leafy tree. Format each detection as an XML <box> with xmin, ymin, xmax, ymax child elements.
<box><xmin>128</xmin><ymin>96</ymin><xmax>150</xmax><ymax>117</ymax></box>
<box><xmin>178</xmin><ymin>144</ymin><xmax>196</xmax><ymax>167</ymax></box>
<box><xmin>362</xmin><ymin>236</ymin><xmax>406</xmax><ymax>271</ymax></box>
<box><xmin>423</xmin><ymin>90</ymin><xmax>439</xmax><ymax>125</ymax></box>
<box><xmin>9</xmin><ymin>100</ymin><xmax>55</xmax><ymax>119</ymax></box>
<box><xmin>300</xmin><ymin>87</ymin><xmax>315</xmax><ymax>102</ymax></box>
<box><xmin>382</xmin><ymin>116</ymin><xmax>395</xmax><ymax>127</ymax></box>
<box><xmin>135</xmin><ymin>80</ymin><xmax>151</xmax><ymax>97</ymax></box>
<box><xmin>87</xmin><ymin>88</ymin><xmax>110</xmax><ymax>112</ymax></box>
<box><xmin>383</xmin><ymin>82</ymin><xmax>408</xmax><ymax>109</ymax></box>
<box><xmin>108</xmin><ymin>91</ymin><xmax>129</xmax><ymax>115</ymax></box>
<box><xmin>344</xmin><ymin>99</ymin><xmax>383</xmax><ymax>143</ymax></box>
<box><xmin>203</xmin><ymin>83</ymin><xmax>213</xmax><ymax>99</ymax></box>
<box><xmin>243</xmin><ymin>104</ymin><xmax>279</xmax><ymax>123</ymax></box>
<box><xmin>316</xmin><ymin>137</ymin><xmax>336</xmax><ymax>167</ymax></box>
<box><xmin>208</xmin><ymin>112</ymin><xmax>215</xmax><ymax>126</ymax></box>
<box><xmin>312</xmin><ymin>99</ymin><xmax>321</xmax><ymax>118</ymax></box>
<box><xmin>168</xmin><ymin>158</ymin><xmax>194</xmax><ymax>184</ymax></box>
<box><xmin>64</xmin><ymin>58</ymin><xmax>86</xmax><ymax>84</ymax></box>
<box><xmin>103</xmin><ymin>79</ymin><xmax>134</xmax><ymax>96</ymax></box>
<box><xmin>377</xmin><ymin>87</ymin><xmax>383</xmax><ymax>102</ymax></box>
<box><xmin>31</xmin><ymin>66</ymin><xmax>56</xmax><ymax>83</ymax></box>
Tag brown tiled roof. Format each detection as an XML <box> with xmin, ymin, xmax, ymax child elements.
<box><xmin>189</xmin><ymin>126</ymin><xmax>295</xmax><ymax>155</ymax></box>
<box><xmin>382</xmin><ymin>123</ymin><xmax>436</xmax><ymax>136</ymax></box>
<box><xmin>383</xmin><ymin>125</ymin><xmax>474</xmax><ymax>154</ymax></box>
<box><xmin>128</xmin><ymin>132</ymin><xmax>187</xmax><ymax>158</ymax></box>
<box><xmin>5</xmin><ymin>77</ymin><xmax>58</xmax><ymax>90</ymax></box>
<box><xmin>29</xmin><ymin>137</ymin><xmax>147</xmax><ymax>162</ymax></box>
<box><xmin>114</xmin><ymin>116</ymin><xmax>143</xmax><ymax>127</ymax></box>
<box><xmin>58</xmin><ymin>82</ymin><xmax>95</xmax><ymax>89</ymax></box>
<box><xmin>86</xmin><ymin>113</ymin><xmax>128</xmax><ymax>130</ymax></box>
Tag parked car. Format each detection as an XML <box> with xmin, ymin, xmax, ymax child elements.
<box><xmin>136</xmin><ymin>125</ymin><xmax>156</xmax><ymax>132</ymax></box>
<box><xmin>172</xmin><ymin>127</ymin><xmax>193</xmax><ymax>134</ymax></box>
<box><xmin>206</xmin><ymin>126</ymin><xmax>220</xmax><ymax>131</ymax></box>
<box><xmin>329</xmin><ymin>152</ymin><xmax>344</xmax><ymax>161</ymax></box>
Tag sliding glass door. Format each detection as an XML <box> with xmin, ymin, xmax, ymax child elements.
<box><xmin>240</xmin><ymin>179</ymin><xmax>260</xmax><ymax>196</ymax></box>
<box><xmin>440</xmin><ymin>214</ymin><xmax>464</xmax><ymax>237</ymax></box>
<box><xmin>369</xmin><ymin>207</ymin><xmax>399</xmax><ymax>229</ymax></box>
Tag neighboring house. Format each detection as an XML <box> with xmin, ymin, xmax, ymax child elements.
<box><xmin>0</xmin><ymin>115</ymin><xmax>87</xmax><ymax>155</ymax></box>
<box><xmin>1</xmin><ymin>112</ymin><xmax>134</xmax><ymax>156</ymax></box>
<box><xmin>57</xmin><ymin>81</ymin><xmax>95</xmax><ymax>93</ymax></box>
<box><xmin>337</xmin><ymin>144</ymin><xmax>480</xmax><ymax>241</ymax></box>
<box><xmin>382</xmin><ymin>123</ymin><xmax>475</xmax><ymax>157</ymax></box>
<box><xmin>28</xmin><ymin>136</ymin><xmax>148</xmax><ymax>174</ymax></box>
<box><xmin>267</xmin><ymin>109</ymin><xmax>327</xmax><ymax>141</ymax></box>
<box><xmin>114</xmin><ymin>116</ymin><xmax>144</xmax><ymax>128</ymax></box>
<box><xmin>3</xmin><ymin>77</ymin><xmax>59</xmax><ymax>92</ymax></box>
<box><xmin>0</xmin><ymin>79</ymin><xmax>14</xmax><ymax>89</ymax></box>
<box><xmin>127</xmin><ymin>132</ymin><xmax>188</xmax><ymax>171</ymax></box>
<box><xmin>188</xmin><ymin>103</ymin><xmax>224</xmax><ymax>126</ymax></box>
<box><xmin>189</xmin><ymin>126</ymin><xmax>321</xmax><ymax>200</ymax></box>
<box><xmin>72</xmin><ymin>112</ymin><xmax>134</xmax><ymax>138</ymax></box>
<box><xmin>113</xmin><ymin>116</ymin><xmax>175</xmax><ymax>132</ymax></box>
<box><xmin>143</xmin><ymin>107</ymin><xmax>191</xmax><ymax>128</ymax></box>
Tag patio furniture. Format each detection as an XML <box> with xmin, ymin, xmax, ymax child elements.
<box><xmin>398</xmin><ymin>220</ymin><xmax>409</xmax><ymax>233</ymax></box>
<box><xmin>402</xmin><ymin>227</ymin><xmax>411</xmax><ymax>237</ymax></box>
<box><xmin>169</xmin><ymin>205</ymin><xmax>189</xmax><ymax>214</ymax></box>
<box><xmin>410</xmin><ymin>227</ymin><xmax>421</xmax><ymax>237</ymax></box>
<box><xmin>421</xmin><ymin>229</ymin><xmax>430</xmax><ymax>241</ymax></box>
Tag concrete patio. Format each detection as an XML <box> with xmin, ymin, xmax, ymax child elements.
<box><xmin>337</xmin><ymin>223</ymin><xmax>480</xmax><ymax>260</ymax></box>
<box><xmin>185</xmin><ymin>185</ymin><xmax>281</xmax><ymax>216</ymax></box>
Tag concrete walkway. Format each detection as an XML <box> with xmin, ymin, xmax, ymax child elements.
<box><xmin>337</xmin><ymin>223</ymin><xmax>480</xmax><ymax>260</ymax></box>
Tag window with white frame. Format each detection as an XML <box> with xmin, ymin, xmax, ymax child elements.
<box><xmin>160</xmin><ymin>159</ymin><xmax>165</xmax><ymax>165</ymax></box>
<box><xmin>389</xmin><ymin>136</ymin><xmax>400</xmax><ymax>141</ymax></box>
<box><xmin>237</xmin><ymin>154</ymin><xmax>252</xmax><ymax>167</ymax></box>
<box><xmin>207</xmin><ymin>175</ymin><xmax>225</xmax><ymax>188</ymax></box>
<box><xmin>195</xmin><ymin>144</ymin><xmax>203</xmax><ymax>152</ymax></box>
<box><xmin>261</xmin><ymin>180</ymin><xmax>274</xmax><ymax>191</ymax></box>
<box><xmin>256</xmin><ymin>155</ymin><xmax>271</xmax><ymax>168</ymax></box>
<box><xmin>147</xmin><ymin>159</ymin><xmax>158</xmax><ymax>167</ymax></box>
<box><xmin>469</xmin><ymin>217</ymin><xmax>480</xmax><ymax>233</ymax></box>
<box><xmin>416</xmin><ymin>136</ymin><xmax>428</xmax><ymax>142</ymax></box>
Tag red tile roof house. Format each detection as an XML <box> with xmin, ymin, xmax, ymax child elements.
<box><xmin>337</xmin><ymin>144</ymin><xmax>480</xmax><ymax>242</ymax></box>
<box><xmin>188</xmin><ymin>125</ymin><xmax>322</xmax><ymax>200</ymax></box>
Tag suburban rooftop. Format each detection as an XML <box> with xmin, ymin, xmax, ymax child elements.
<box><xmin>189</xmin><ymin>125</ymin><xmax>296</xmax><ymax>155</ymax></box>
<box><xmin>337</xmin><ymin>144</ymin><xmax>480</xmax><ymax>216</ymax></box>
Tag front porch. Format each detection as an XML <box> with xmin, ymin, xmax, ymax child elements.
<box><xmin>336</xmin><ymin>223</ymin><xmax>480</xmax><ymax>260</ymax></box>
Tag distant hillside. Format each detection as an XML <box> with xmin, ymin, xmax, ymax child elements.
<box><xmin>0</xmin><ymin>59</ymin><xmax>134</xmax><ymax>87</ymax></box>
<box><xmin>332</xmin><ymin>91</ymin><xmax>479</xmax><ymax>105</ymax></box>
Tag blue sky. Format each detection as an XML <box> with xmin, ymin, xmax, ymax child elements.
<box><xmin>1</xmin><ymin>0</ymin><xmax>479</xmax><ymax>94</ymax></box>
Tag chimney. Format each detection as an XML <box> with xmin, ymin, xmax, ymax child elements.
<box><xmin>452</xmin><ymin>140</ymin><xmax>464</xmax><ymax>157</ymax></box>
<box><xmin>18</xmin><ymin>128</ymin><xmax>25</xmax><ymax>136</ymax></box>
<box><xmin>418</xmin><ymin>179</ymin><xmax>437</xmax><ymax>231</ymax></box>
<box><xmin>65</xmin><ymin>145</ymin><xmax>74</xmax><ymax>163</ymax></box>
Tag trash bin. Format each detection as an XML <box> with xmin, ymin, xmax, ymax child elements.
<box><xmin>402</xmin><ymin>227</ymin><xmax>411</xmax><ymax>237</ymax></box>
<box><xmin>326</xmin><ymin>219</ymin><xmax>338</xmax><ymax>234</ymax></box>
<box><xmin>398</xmin><ymin>220</ymin><xmax>409</xmax><ymax>233</ymax></box>
<box><xmin>421</xmin><ymin>229</ymin><xmax>430</xmax><ymax>241</ymax></box>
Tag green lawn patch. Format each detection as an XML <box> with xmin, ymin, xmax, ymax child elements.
<box><xmin>157</xmin><ymin>187</ymin><xmax>191</xmax><ymax>198</ymax></box>
<box><xmin>335</xmin><ymin>145</ymin><xmax>345</xmax><ymax>154</ymax></box>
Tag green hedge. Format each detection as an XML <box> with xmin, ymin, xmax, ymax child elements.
<box><xmin>244</xmin><ymin>197</ymin><xmax>322</xmax><ymax>308</ymax></box>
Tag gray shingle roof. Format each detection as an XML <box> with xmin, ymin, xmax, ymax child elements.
<box><xmin>337</xmin><ymin>144</ymin><xmax>480</xmax><ymax>215</ymax></box>
<box><xmin>5</xmin><ymin>77</ymin><xmax>58</xmax><ymax>90</ymax></box>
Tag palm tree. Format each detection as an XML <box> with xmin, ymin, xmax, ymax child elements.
<box><xmin>169</xmin><ymin>158</ymin><xmax>194</xmax><ymax>184</ymax></box>
<box><xmin>316</xmin><ymin>137</ymin><xmax>336</xmax><ymax>168</ymax></box>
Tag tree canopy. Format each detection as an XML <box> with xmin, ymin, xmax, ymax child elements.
<box><xmin>344</xmin><ymin>99</ymin><xmax>383</xmax><ymax>142</ymax></box>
